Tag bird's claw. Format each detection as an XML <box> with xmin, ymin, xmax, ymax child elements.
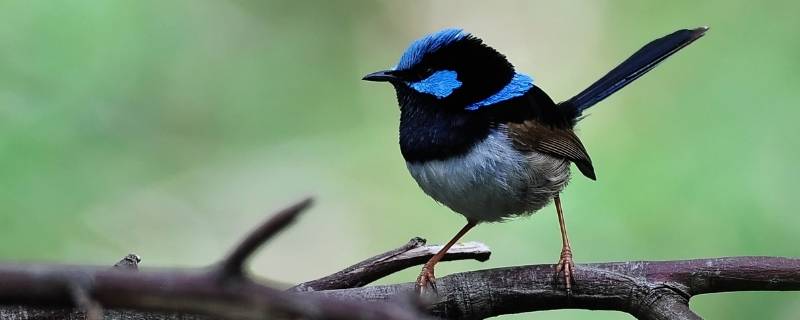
<box><xmin>415</xmin><ymin>266</ymin><xmax>438</xmax><ymax>296</ymax></box>
<box><xmin>554</xmin><ymin>246</ymin><xmax>575</xmax><ymax>294</ymax></box>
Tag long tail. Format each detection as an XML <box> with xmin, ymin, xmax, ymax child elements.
<box><xmin>564</xmin><ymin>27</ymin><xmax>708</xmax><ymax>115</ymax></box>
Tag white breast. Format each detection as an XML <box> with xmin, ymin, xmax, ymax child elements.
<box><xmin>406</xmin><ymin>127</ymin><xmax>571</xmax><ymax>222</ymax></box>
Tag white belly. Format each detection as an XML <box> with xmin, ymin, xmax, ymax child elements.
<box><xmin>406</xmin><ymin>128</ymin><xmax>571</xmax><ymax>222</ymax></box>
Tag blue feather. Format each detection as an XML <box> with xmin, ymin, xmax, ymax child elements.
<box><xmin>408</xmin><ymin>70</ymin><xmax>462</xmax><ymax>99</ymax></box>
<box><xmin>397</xmin><ymin>28</ymin><xmax>467</xmax><ymax>70</ymax></box>
<box><xmin>465</xmin><ymin>73</ymin><xmax>534</xmax><ymax>110</ymax></box>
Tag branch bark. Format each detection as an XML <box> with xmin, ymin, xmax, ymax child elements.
<box><xmin>311</xmin><ymin>256</ymin><xmax>800</xmax><ymax>319</ymax></box>
<box><xmin>290</xmin><ymin>237</ymin><xmax>491</xmax><ymax>292</ymax></box>
<box><xmin>0</xmin><ymin>198</ymin><xmax>797</xmax><ymax>319</ymax></box>
<box><xmin>0</xmin><ymin>199</ymin><xmax>434</xmax><ymax>320</ymax></box>
<box><xmin>1</xmin><ymin>255</ymin><xmax>798</xmax><ymax>319</ymax></box>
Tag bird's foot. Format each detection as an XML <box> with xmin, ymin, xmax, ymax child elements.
<box><xmin>415</xmin><ymin>265</ymin><xmax>438</xmax><ymax>295</ymax></box>
<box><xmin>555</xmin><ymin>246</ymin><xmax>575</xmax><ymax>294</ymax></box>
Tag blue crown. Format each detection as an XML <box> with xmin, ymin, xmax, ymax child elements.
<box><xmin>397</xmin><ymin>28</ymin><xmax>467</xmax><ymax>70</ymax></box>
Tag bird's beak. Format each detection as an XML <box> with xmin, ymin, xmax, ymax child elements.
<box><xmin>362</xmin><ymin>70</ymin><xmax>399</xmax><ymax>82</ymax></box>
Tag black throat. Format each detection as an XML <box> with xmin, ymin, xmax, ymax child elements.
<box><xmin>397</xmin><ymin>85</ymin><xmax>572</xmax><ymax>163</ymax></box>
<box><xmin>397</xmin><ymin>85</ymin><xmax>490</xmax><ymax>163</ymax></box>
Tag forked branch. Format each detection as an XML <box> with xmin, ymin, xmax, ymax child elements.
<box><xmin>0</xmin><ymin>199</ymin><xmax>797</xmax><ymax>319</ymax></box>
<box><xmin>311</xmin><ymin>256</ymin><xmax>800</xmax><ymax>319</ymax></box>
<box><xmin>216</xmin><ymin>197</ymin><xmax>313</xmax><ymax>277</ymax></box>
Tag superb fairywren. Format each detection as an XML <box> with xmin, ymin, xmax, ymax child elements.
<box><xmin>363</xmin><ymin>27</ymin><xmax>707</xmax><ymax>293</ymax></box>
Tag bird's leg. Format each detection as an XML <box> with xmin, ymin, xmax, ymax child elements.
<box><xmin>554</xmin><ymin>195</ymin><xmax>575</xmax><ymax>294</ymax></box>
<box><xmin>416</xmin><ymin>220</ymin><xmax>477</xmax><ymax>294</ymax></box>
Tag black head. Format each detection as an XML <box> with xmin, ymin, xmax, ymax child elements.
<box><xmin>363</xmin><ymin>29</ymin><xmax>545</xmax><ymax>162</ymax></box>
<box><xmin>363</xmin><ymin>29</ymin><xmax>518</xmax><ymax>109</ymax></box>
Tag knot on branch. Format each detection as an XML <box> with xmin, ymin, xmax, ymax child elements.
<box><xmin>113</xmin><ymin>254</ymin><xmax>141</xmax><ymax>270</ymax></box>
<box><xmin>630</xmin><ymin>285</ymin><xmax>696</xmax><ymax>320</ymax></box>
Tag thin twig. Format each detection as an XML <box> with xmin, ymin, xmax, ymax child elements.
<box><xmin>291</xmin><ymin>238</ymin><xmax>491</xmax><ymax>292</ymax></box>
<box><xmin>217</xmin><ymin>197</ymin><xmax>313</xmax><ymax>277</ymax></box>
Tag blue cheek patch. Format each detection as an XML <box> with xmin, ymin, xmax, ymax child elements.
<box><xmin>465</xmin><ymin>73</ymin><xmax>534</xmax><ymax>110</ymax></box>
<box><xmin>408</xmin><ymin>70</ymin><xmax>462</xmax><ymax>99</ymax></box>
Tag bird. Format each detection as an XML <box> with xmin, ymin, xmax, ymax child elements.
<box><xmin>362</xmin><ymin>26</ymin><xmax>707</xmax><ymax>293</ymax></box>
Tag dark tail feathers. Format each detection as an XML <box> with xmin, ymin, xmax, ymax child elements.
<box><xmin>564</xmin><ymin>27</ymin><xmax>708</xmax><ymax>115</ymax></box>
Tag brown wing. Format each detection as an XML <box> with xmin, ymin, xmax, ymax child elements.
<box><xmin>507</xmin><ymin>120</ymin><xmax>596</xmax><ymax>180</ymax></box>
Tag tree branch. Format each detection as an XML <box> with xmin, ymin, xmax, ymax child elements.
<box><xmin>0</xmin><ymin>263</ymin><xmax>431</xmax><ymax>319</ymax></box>
<box><xmin>290</xmin><ymin>237</ymin><xmax>491</xmax><ymax>292</ymax></box>
<box><xmin>0</xmin><ymin>256</ymin><xmax>797</xmax><ymax>319</ymax></box>
<box><xmin>216</xmin><ymin>197</ymin><xmax>313</xmax><ymax>278</ymax></box>
<box><xmin>0</xmin><ymin>198</ymin><xmax>797</xmax><ymax>319</ymax></box>
<box><xmin>311</xmin><ymin>256</ymin><xmax>800</xmax><ymax>319</ymax></box>
<box><xmin>0</xmin><ymin>198</ymin><xmax>431</xmax><ymax>320</ymax></box>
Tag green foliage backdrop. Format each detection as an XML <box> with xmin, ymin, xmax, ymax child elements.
<box><xmin>1</xmin><ymin>1</ymin><xmax>798</xmax><ymax>318</ymax></box>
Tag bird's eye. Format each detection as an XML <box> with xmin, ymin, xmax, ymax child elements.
<box><xmin>417</xmin><ymin>67</ymin><xmax>434</xmax><ymax>79</ymax></box>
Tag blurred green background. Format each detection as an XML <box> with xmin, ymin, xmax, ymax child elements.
<box><xmin>1</xmin><ymin>0</ymin><xmax>798</xmax><ymax>318</ymax></box>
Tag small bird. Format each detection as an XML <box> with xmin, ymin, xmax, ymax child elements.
<box><xmin>363</xmin><ymin>27</ymin><xmax>707</xmax><ymax>293</ymax></box>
